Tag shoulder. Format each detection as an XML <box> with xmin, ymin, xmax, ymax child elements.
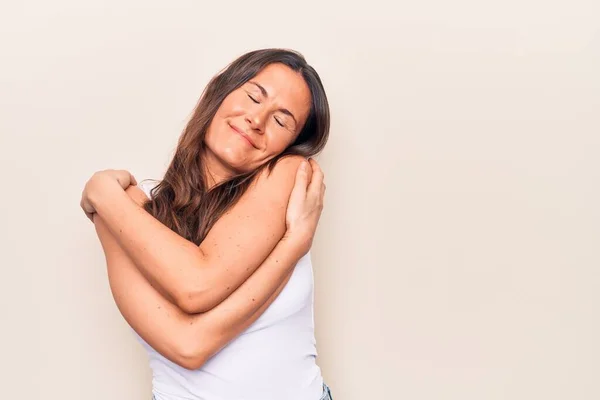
<box><xmin>250</xmin><ymin>155</ymin><xmax>308</xmax><ymax>201</ymax></box>
<box><xmin>255</xmin><ymin>155</ymin><xmax>307</xmax><ymax>186</ymax></box>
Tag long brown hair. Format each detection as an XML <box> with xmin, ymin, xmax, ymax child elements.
<box><xmin>142</xmin><ymin>48</ymin><xmax>330</xmax><ymax>245</ymax></box>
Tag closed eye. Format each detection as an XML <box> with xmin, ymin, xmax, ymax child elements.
<box><xmin>248</xmin><ymin>94</ymin><xmax>259</xmax><ymax>104</ymax></box>
<box><xmin>274</xmin><ymin>117</ymin><xmax>285</xmax><ymax>127</ymax></box>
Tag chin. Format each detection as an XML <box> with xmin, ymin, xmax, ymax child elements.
<box><xmin>218</xmin><ymin>149</ymin><xmax>255</xmax><ymax>173</ymax></box>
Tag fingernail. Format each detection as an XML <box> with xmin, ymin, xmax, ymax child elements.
<box><xmin>301</xmin><ymin>161</ymin><xmax>308</xmax><ymax>170</ymax></box>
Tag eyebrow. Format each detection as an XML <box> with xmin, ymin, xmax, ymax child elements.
<box><xmin>248</xmin><ymin>81</ymin><xmax>298</xmax><ymax>125</ymax></box>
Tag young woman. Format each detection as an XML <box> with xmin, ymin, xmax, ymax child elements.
<box><xmin>80</xmin><ymin>48</ymin><xmax>333</xmax><ymax>400</ymax></box>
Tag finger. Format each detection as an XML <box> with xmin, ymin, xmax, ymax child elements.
<box><xmin>115</xmin><ymin>170</ymin><xmax>133</xmax><ymax>189</ymax></box>
<box><xmin>307</xmin><ymin>159</ymin><xmax>324</xmax><ymax>197</ymax></box>
<box><xmin>288</xmin><ymin>160</ymin><xmax>310</xmax><ymax>205</ymax></box>
<box><xmin>129</xmin><ymin>171</ymin><xmax>137</xmax><ymax>186</ymax></box>
<box><xmin>304</xmin><ymin>159</ymin><xmax>313</xmax><ymax>182</ymax></box>
<box><xmin>123</xmin><ymin>171</ymin><xmax>136</xmax><ymax>186</ymax></box>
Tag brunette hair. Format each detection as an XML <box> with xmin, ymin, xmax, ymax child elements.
<box><xmin>142</xmin><ymin>48</ymin><xmax>330</xmax><ymax>245</ymax></box>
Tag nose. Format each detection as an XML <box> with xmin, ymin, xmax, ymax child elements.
<box><xmin>245</xmin><ymin>108</ymin><xmax>268</xmax><ymax>134</ymax></box>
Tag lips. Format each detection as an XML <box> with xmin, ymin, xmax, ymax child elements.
<box><xmin>229</xmin><ymin>123</ymin><xmax>257</xmax><ymax>148</ymax></box>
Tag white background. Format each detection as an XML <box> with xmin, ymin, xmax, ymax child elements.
<box><xmin>1</xmin><ymin>0</ymin><xmax>599</xmax><ymax>398</ymax></box>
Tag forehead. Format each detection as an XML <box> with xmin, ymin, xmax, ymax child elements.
<box><xmin>249</xmin><ymin>63</ymin><xmax>311</xmax><ymax>122</ymax></box>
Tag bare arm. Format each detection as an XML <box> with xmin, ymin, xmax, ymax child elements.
<box><xmin>95</xmin><ymin>212</ymin><xmax>302</xmax><ymax>370</ymax></box>
<box><xmin>87</xmin><ymin>156</ymin><xmax>311</xmax><ymax>314</ymax></box>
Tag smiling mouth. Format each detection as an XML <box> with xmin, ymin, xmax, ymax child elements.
<box><xmin>229</xmin><ymin>123</ymin><xmax>256</xmax><ymax>148</ymax></box>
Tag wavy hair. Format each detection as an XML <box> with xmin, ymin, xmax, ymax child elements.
<box><xmin>142</xmin><ymin>48</ymin><xmax>330</xmax><ymax>245</ymax></box>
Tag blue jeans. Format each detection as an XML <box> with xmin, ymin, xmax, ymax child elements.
<box><xmin>320</xmin><ymin>382</ymin><xmax>334</xmax><ymax>400</ymax></box>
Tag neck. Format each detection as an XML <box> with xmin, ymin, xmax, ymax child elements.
<box><xmin>201</xmin><ymin>148</ymin><xmax>235</xmax><ymax>190</ymax></box>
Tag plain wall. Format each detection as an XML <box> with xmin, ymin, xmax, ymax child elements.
<box><xmin>1</xmin><ymin>0</ymin><xmax>598</xmax><ymax>399</ymax></box>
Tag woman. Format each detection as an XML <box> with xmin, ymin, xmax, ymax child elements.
<box><xmin>80</xmin><ymin>48</ymin><xmax>333</xmax><ymax>400</ymax></box>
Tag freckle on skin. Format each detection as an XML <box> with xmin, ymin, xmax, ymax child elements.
<box><xmin>252</xmin><ymin>298</ymin><xmax>255</xmax><ymax>302</ymax></box>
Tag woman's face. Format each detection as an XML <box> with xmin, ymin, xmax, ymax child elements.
<box><xmin>204</xmin><ymin>63</ymin><xmax>312</xmax><ymax>177</ymax></box>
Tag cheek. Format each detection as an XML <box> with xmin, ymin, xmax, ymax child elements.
<box><xmin>265</xmin><ymin>133</ymin><xmax>295</xmax><ymax>155</ymax></box>
<box><xmin>204</xmin><ymin>120</ymin><xmax>219</xmax><ymax>145</ymax></box>
<box><xmin>217</xmin><ymin>93</ymin><xmax>245</xmax><ymax>116</ymax></box>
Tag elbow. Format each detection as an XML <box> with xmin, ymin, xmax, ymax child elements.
<box><xmin>174</xmin><ymin>351</ymin><xmax>208</xmax><ymax>370</ymax></box>
<box><xmin>172</xmin><ymin>334</ymin><xmax>216</xmax><ymax>370</ymax></box>
<box><xmin>174</xmin><ymin>286</ymin><xmax>218</xmax><ymax>314</ymax></box>
<box><xmin>172</xmin><ymin>346</ymin><xmax>209</xmax><ymax>370</ymax></box>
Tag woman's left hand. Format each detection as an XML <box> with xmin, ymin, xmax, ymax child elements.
<box><xmin>80</xmin><ymin>169</ymin><xmax>138</xmax><ymax>222</ymax></box>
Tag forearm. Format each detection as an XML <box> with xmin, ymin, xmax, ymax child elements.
<box><xmin>192</xmin><ymin>236</ymin><xmax>303</xmax><ymax>355</ymax></box>
<box><xmin>95</xmin><ymin>213</ymin><xmax>304</xmax><ymax>369</ymax></box>
<box><xmin>88</xmin><ymin>156</ymin><xmax>310</xmax><ymax>313</ymax></box>
<box><xmin>91</xmin><ymin>183</ymin><xmax>209</xmax><ymax>309</ymax></box>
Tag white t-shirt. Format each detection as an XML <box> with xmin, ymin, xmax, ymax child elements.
<box><xmin>134</xmin><ymin>180</ymin><xmax>324</xmax><ymax>400</ymax></box>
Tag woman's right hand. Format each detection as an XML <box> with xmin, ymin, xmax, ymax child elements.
<box><xmin>284</xmin><ymin>158</ymin><xmax>326</xmax><ymax>255</ymax></box>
